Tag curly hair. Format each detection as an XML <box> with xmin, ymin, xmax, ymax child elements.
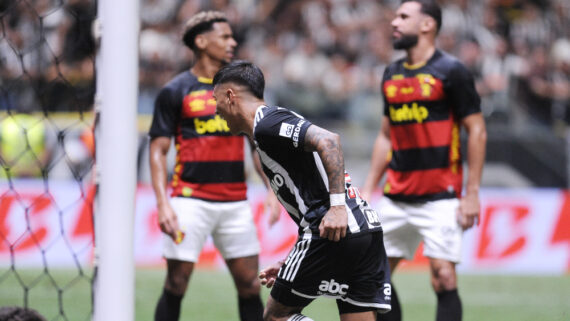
<box><xmin>182</xmin><ymin>11</ymin><xmax>228</xmax><ymax>51</ymax></box>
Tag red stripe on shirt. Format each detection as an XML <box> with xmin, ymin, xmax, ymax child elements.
<box><xmin>178</xmin><ymin>136</ymin><xmax>244</xmax><ymax>162</ymax></box>
<box><xmin>390</xmin><ymin>119</ymin><xmax>453</xmax><ymax>150</ymax></box>
<box><xmin>385</xmin><ymin>167</ymin><xmax>462</xmax><ymax>197</ymax></box>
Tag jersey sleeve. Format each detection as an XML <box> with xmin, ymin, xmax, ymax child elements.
<box><xmin>255</xmin><ymin>108</ymin><xmax>313</xmax><ymax>150</ymax></box>
<box><xmin>149</xmin><ymin>86</ymin><xmax>180</xmax><ymax>138</ymax></box>
<box><xmin>447</xmin><ymin>61</ymin><xmax>481</xmax><ymax>119</ymax></box>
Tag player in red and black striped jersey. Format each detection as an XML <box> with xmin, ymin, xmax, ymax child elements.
<box><xmin>362</xmin><ymin>1</ymin><xmax>487</xmax><ymax>321</ymax></box>
<box><xmin>149</xmin><ymin>11</ymin><xmax>279</xmax><ymax>321</ymax></box>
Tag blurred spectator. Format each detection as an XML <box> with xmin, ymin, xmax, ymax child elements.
<box><xmin>509</xmin><ymin>1</ymin><xmax>551</xmax><ymax>46</ymax></box>
<box><xmin>1</xmin><ymin>0</ymin><xmax>570</xmax><ymax>136</ymax></box>
<box><xmin>480</xmin><ymin>35</ymin><xmax>526</xmax><ymax>121</ymax></box>
<box><xmin>550</xmin><ymin>38</ymin><xmax>570</xmax><ymax>128</ymax></box>
<box><xmin>548</xmin><ymin>0</ymin><xmax>570</xmax><ymax>39</ymax></box>
<box><xmin>0</xmin><ymin>0</ymin><xmax>94</xmax><ymax>113</ymax></box>
<box><xmin>517</xmin><ymin>44</ymin><xmax>553</xmax><ymax>125</ymax></box>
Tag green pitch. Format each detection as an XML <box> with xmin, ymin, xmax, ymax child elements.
<box><xmin>0</xmin><ymin>268</ymin><xmax>568</xmax><ymax>320</ymax></box>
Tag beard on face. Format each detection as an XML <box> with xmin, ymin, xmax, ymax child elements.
<box><xmin>392</xmin><ymin>34</ymin><xmax>419</xmax><ymax>50</ymax></box>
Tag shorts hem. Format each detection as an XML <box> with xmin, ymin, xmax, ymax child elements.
<box><xmin>221</xmin><ymin>248</ymin><xmax>260</xmax><ymax>260</ymax></box>
<box><xmin>163</xmin><ymin>253</ymin><xmax>198</xmax><ymax>263</ymax></box>
<box><xmin>423</xmin><ymin>252</ymin><xmax>461</xmax><ymax>264</ymax></box>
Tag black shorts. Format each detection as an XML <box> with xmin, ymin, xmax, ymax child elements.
<box><xmin>270</xmin><ymin>231</ymin><xmax>392</xmax><ymax>314</ymax></box>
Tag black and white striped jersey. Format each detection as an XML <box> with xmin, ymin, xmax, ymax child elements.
<box><xmin>253</xmin><ymin>105</ymin><xmax>382</xmax><ymax>239</ymax></box>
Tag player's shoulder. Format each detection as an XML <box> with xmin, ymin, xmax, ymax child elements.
<box><xmin>384</xmin><ymin>57</ymin><xmax>407</xmax><ymax>75</ymax></box>
<box><xmin>256</xmin><ymin>105</ymin><xmax>302</xmax><ymax>121</ymax></box>
<box><xmin>431</xmin><ymin>49</ymin><xmax>469</xmax><ymax>75</ymax></box>
<box><xmin>156</xmin><ymin>72</ymin><xmax>200</xmax><ymax>102</ymax></box>
<box><xmin>163</xmin><ymin>71</ymin><xmax>198</xmax><ymax>90</ymax></box>
<box><xmin>254</xmin><ymin>105</ymin><xmax>306</xmax><ymax>133</ymax></box>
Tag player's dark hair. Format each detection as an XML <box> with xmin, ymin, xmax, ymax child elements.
<box><xmin>182</xmin><ymin>11</ymin><xmax>228</xmax><ymax>51</ymax></box>
<box><xmin>402</xmin><ymin>0</ymin><xmax>442</xmax><ymax>33</ymax></box>
<box><xmin>213</xmin><ymin>60</ymin><xmax>265</xmax><ymax>100</ymax></box>
<box><xmin>0</xmin><ymin>306</ymin><xmax>47</xmax><ymax>321</ymax></box>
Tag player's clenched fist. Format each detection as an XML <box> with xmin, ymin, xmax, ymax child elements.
<box><xmin>319</xmin><ymin>206</ymin><xmax>347</xmax><ymax>242</ymax></box>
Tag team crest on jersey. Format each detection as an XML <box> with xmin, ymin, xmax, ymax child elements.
<box><xmin>279</xmin><ymin>123</ymin><xmax>294</xmax><ymax>138</ymax></box>
<box><xmin>183</xmin><ymin>90</ymin><xmax>216</xmax><ymax>117</ymax></box>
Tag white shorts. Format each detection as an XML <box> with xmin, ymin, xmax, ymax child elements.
<box><xmin>163</xmin><ymin>197</ymin><xmax>260</xmax><ymax>262</ymax></box>
<box><xmin>379</xmin><ymin>197</ymin><xmax>462</xmax><ymax>263</ymax></box>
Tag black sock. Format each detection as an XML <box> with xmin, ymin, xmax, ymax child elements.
<box><xmin>377</xmin><ymin>285</ymin><xmax>401</xmax><ymax>321</ymax></box>
<box><xmin>238</xmin><ymin>295</ymin><xmax>264</xmax><ymax>321</ymax></box>
<box><xmin>436</xmin><ymin>289</ymin><xmax>462</xmax><ymax>321</ymax></box>
<box><xmin>154</xmin><ymin>288</ymin><xmax>183</xmax><ymax>321</ymax></box>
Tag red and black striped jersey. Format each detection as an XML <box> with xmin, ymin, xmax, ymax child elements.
<box><xmin>149</xmin><ymin>71</ymin><xmax>246</xmax><ymax>201</ymax></box>
<box><xmin>381</xmin><ymin>50</ymin><xmax>481</xmax><ymax>202</ymax></box>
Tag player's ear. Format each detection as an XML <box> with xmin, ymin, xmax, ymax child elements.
<box><xmin>195</xmin><ymin>34</ymin><xmax>208</xmax><ymax>50</ymax></box>
<box><xmin>421</xmin><ymin>17</ymin><xmax>436</xmax><ymax>34</ymax></box>
<box><xmin>226</xmin><ymin>88</ymin><xmax>235</xmax><ymax>108</ymax></box>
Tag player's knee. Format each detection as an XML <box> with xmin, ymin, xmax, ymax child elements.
<box><xmin>430</xmin><ymin>265</ymin><xmax>457</xmax><ymax>291</ymax></box>
<box><xmin>165</xmin><ymin>272</ymin><xmax>191</xmax><ymax>295</ymax></box>
<box><xmin>235</xmin><ymin>275</ymin><xmax>261</xmax><ymax>297</ymax></box>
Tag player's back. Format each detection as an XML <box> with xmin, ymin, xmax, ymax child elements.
<box><xmin>253</xmin><ymin>105</ymin><xmax>383</xmax><ymax>238</ymax></box>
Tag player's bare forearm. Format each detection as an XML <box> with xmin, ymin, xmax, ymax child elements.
<box><xmin>303</xmin><ymin>125</ymin><xmax>345</xmax><ymax>194</ymax></box>
<box><xmin>149</xmin><ymin>137</ymin><xmax>172</xmax><ymax>207</ymax></box>
<box><xmin>462</xmin><ymin>113</ymin><xmax>487</xmax><ymax>196</ymax></box>
<box><xmin>149</xmin><ymin>136</ymin><xmax>181</xmax><ymax>238</ymax></box>
<box><xmin>362</xmin><ymin>117</ymin><xmax>391</xmax><ymax>198</ymax></box>
<box><xmin>458</xmin><ymin>113</ymin><xmax>487</xmax><ymax>229</ymax></box>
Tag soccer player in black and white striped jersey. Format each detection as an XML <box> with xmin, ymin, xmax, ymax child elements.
<box><xmin>213</xmin><ymin>61</ymin><xmax>392</xmax><ymax>321</ymax></box>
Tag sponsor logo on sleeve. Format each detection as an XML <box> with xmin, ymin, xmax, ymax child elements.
<box><xmin>292</xmin><ymin>120</ymin><xmax>305</xmax><ymax>148</ymax></box>
<box><xmin>279</xmin><ymin>123</ymin><xmax>294</xmax><ymax>138</ymax></box>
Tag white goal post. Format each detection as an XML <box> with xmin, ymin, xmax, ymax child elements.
<box><xmin>93</xmin><ymin>0</ymin><xmax>139</xmax><ymax>320</ymax></box>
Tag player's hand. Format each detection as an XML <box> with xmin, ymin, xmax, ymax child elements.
<box><xmin>361</xmin><ymin>188</ymin><xmax>382</xmax><ymax>205</ymax></box>
<box><xmin>319</xmin><ymin>206</ymin><xmax>347</xmax><ymax>242</ymax></box>
<box><xmin>157</xmin><ymin>203</ymin><xmax>181</xmax><ymax>241</ymax></box>
<box><xmin>258</xmin><ymin>260</ymin><xmax>284</xmax><ymax>289</ymax></box>
<box><xmin>361</xmin><ymin>188</ymin><xmax>373</xmax><ymax>203</ymax></box>
<box><xmin>265</xmin><ymin>192</ymin><xmax>281</xmax><ymax>226</ymax></box>
<box><xmin>457</xmin><ymin>193</ymin><xmax>480</xmax><ymax>230</ymax></box>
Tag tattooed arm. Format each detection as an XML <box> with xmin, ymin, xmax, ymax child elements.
<box><xmin>303</xmin><ymin>125</ymin><xmax>347</xmax><ymax>241</ymax></box>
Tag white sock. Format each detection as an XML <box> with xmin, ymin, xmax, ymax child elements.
<box><xmin>287</xmin><ymin>313</ymin><xmax>314</xmax><ymax>321</ymax></box>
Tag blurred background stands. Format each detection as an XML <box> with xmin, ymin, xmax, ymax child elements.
<box><xmin>1</xmin><ymin>0</ymin><xmax>569</xmax><ymax>187</ymax></box>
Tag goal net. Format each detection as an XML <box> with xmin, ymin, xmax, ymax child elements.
<box><xmin>0</xmin><ymin>0</ymin><xmax>137</xmax><ymax>320</ymax></box>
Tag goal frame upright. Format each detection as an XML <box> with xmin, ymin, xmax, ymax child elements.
<box><xmin>93</xmin><ymin>0</ymin><xmax>139</xmax><ymax>320</ymax></box>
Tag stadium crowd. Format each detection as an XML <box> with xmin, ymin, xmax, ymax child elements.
<box><xmin>0</xmin><ymin>0</ymin><xmax>569</xmax><ymax>181</ymax></box>
<box><xmin>2</xmin><ymin>0</ymin><xmax>569</xmax><ymax>132</ymax></box>
<box><xmin>136</xmin><ymin>0</ymin><xmax>570</xmax><ymax>134</ymax></box>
